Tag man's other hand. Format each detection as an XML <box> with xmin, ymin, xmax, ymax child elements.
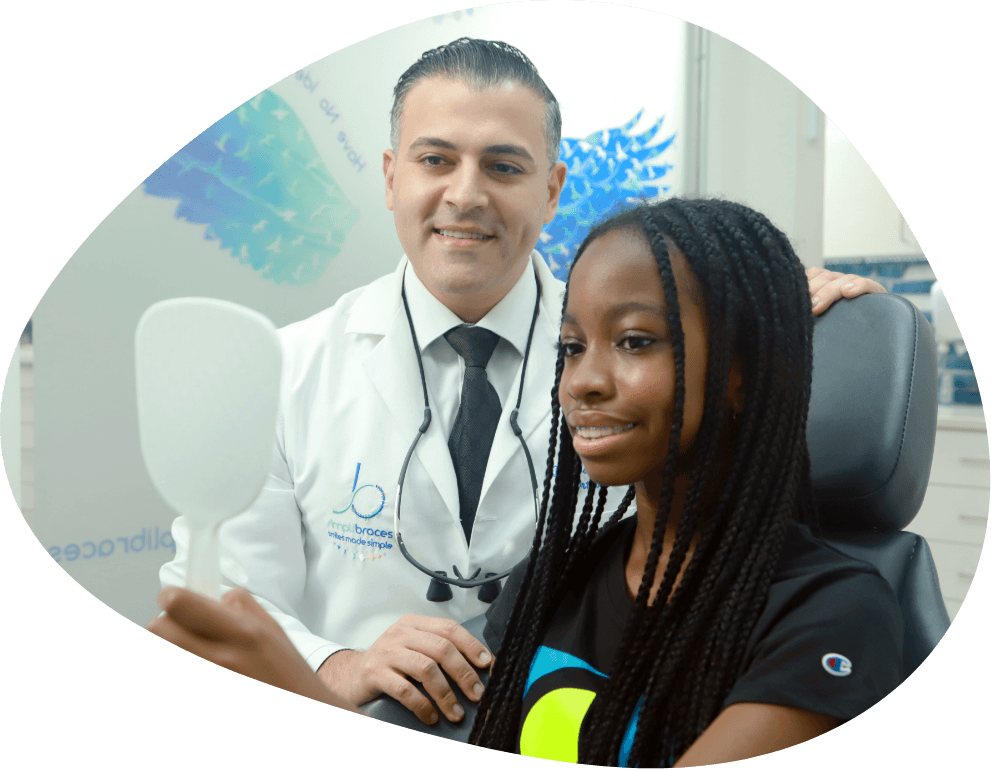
<box><xmin>317</xmin><ymin>614</ymin><xmax>492</xmax><ymax>726</ymax></box>
<box><xmin>806</xmin><ymin>267</ymin><xmax>887</xmax><ymax>315</ymax></box>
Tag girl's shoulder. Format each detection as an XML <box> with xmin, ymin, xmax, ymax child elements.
<box><xmin>723</xmin><ymin>522</ymin><xmax>905</xmax><ymax>722</ymax></box>
<box><xmin>774</xmin><ymin>521</ymin><xmax>893</xmax><ymax>587</ymax></box>
<box><xmin>766</xmin><ymin>521</ymin><xmax>901</xmax><ymax>629</ymax></box>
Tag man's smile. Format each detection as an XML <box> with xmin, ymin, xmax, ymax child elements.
<box><xmin>434</xmin><ymin>228</ymin><xmax>494</xmax><ymax>240</ymax></box>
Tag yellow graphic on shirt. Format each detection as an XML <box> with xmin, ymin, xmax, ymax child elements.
<box><xmin>519</xmin><ymin>687</ymin><xmax>597</xmax><ymax>762</ymax></box>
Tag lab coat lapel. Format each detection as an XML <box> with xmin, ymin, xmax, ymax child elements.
<box><xmin>359</xmin><ymin>265</ymin><xmax>460</xmax><ymax>521</ymax></box>
<box><xmin>477</xmin><ymin>254</ymin><xmax>562</xmax><ymax>511</ymax></box>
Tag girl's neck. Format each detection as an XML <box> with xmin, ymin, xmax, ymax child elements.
<box><xmin>626</xmin><ymin>426</ymin><xmax>739</xmax><ymax>603</ymax></box>
<box><xmin>625</xmin><ymin>474</ymin><xmax>697</xmax><ymax>604</ymax></box>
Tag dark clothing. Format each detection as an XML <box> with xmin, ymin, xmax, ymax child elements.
<box><xmin>484</xmin><ymin>517</ymin><xmax>904</xmax><ymax>764</ymax></box>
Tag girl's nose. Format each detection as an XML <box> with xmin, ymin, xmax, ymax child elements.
<box><xmin>564</xmin><ymin>346</ymin><xmax>613</xmax><ymax>404</ymax></box>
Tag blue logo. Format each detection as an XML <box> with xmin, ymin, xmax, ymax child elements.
<box><xmin>821</xmin><ymin>653</ymin><xmax>852</xmax><ymax>677</ymax></box>
<box><xmin>333</xmin><ymin>462</ymin><xmax>385</xmax><ymax>519</ymax></box>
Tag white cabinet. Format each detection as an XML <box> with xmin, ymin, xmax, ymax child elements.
<box><xmin>905</xmin><ymin>406</ymin><xmax>989</xmax><ymax>620</ymax></box>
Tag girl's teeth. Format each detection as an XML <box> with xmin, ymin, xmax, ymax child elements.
<box><xmin>575</xmin><ymin>424</ymin><xmax>635</xmax><ymax>440</ymax></box>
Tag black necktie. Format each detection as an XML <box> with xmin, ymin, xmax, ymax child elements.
<box><xmin>444</xmin><ymin>325</ymin><xmax>502</xmax><ymax>545</ymax></box>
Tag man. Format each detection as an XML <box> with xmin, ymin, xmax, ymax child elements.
<box><xmin>154</xmin><ymin>38</ymin><xmax>882</xmax><ymax>726</ymax></box>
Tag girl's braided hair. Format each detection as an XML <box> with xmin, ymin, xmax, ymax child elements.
<box><xmin>469</xmin><ymin>197</ymin><xmax>816</xmax><ymax>766</ymax></box>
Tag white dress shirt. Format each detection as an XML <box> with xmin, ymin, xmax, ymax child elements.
<box><xmin>402</xmin><ymin>261</ymin><xmax>540</xmax><ymax>443</ymax></box>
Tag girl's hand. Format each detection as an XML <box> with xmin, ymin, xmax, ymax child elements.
<box><xmin>148</xmin><ymin>586</ymin><xmax>359</xmax><ymax>713</ymax></box>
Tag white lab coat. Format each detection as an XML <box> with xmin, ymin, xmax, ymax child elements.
<box><xmin>161</xmin><ymin>251</ymin><xmax>566</xmax><ymax>670</ymax></box>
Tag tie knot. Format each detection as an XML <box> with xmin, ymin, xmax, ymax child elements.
<box><xmin>445</xmin><ymin>325</ymin><xmax>500</xmax><ymax>368</ymax></box>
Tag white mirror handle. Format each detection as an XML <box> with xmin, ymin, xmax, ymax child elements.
<box><xmin>186</xmin><ymin>524</ymin><xmax>221</xmax><ymax>600</ymax></box>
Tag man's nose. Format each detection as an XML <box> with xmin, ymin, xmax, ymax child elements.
<box><xmin>444</xmin><ymin>164</ymin><xmax>488</xmax><ymax>211</ymax></box>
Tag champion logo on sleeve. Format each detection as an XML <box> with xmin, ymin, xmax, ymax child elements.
<box><xmin>821</xmin><ymin>653</ymin><xmax>853</xmax><ymax>677</ymax></box>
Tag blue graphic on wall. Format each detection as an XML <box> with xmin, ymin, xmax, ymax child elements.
<box><xmin>537</xmin><ymin>111</ymin><xmax>674</xmax><ymax>280</ymax></box>
<box><xmin>143</xmin><ymin>90</ymin><xmax>359</xmax><ymax>286</ymax></box>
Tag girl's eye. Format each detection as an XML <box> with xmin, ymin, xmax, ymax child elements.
<box><xmin>619</xmin><ymin>335</ymin><xmax>655</xmax><ymax>351</ymax></box>
<box><xmin>557</xmin><ymin>340</ymin><xmax>584</xmax><ymax>357</ymax></box>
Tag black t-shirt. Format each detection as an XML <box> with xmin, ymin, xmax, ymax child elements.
<box><xmin>484</xmin><ymin>517</ymin><xmax>904</xmax><ymax>764</ymax></box>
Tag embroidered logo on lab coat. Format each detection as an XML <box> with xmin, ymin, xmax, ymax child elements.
<box><xmin>328</xmin><ymin>462</ymin><xmax>394</xmax><ymax>561</ymax></box>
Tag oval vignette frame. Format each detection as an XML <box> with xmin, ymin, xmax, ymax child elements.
<box><xmin>3</xmin><ymin>0</ymin><xmax>988</xmax><ymax>766</ymax></box>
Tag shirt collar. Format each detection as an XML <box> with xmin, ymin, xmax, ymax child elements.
<box><xmin>402</xmin><ymin>255</ymin><xmax>540</xmax><ymax>356</ymax></box>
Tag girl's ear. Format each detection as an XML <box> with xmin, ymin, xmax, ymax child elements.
<box><xmin>727</xmin><ymin>359</ymin><xmax>746</xmax><ymax>415</ymax></box>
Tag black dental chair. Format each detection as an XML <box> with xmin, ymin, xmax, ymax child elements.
<box><xmin>809</xmin><ymin>293</ymin><xmax>948</xmax><ymax>675</ymax></box>
<box><xmin>363</xmin><ymin>293</ymin><xmax>950</xmax><ymax>736</ymax></box>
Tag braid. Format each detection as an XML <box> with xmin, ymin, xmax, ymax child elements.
<box><xmin>472</xmin><ymin>197</ymin><xmax>816</xmax><ymax>766</ymax></box>
<box><xmin>579</xmin><ymin>216</ymin><xmax>694</xmax><ymax>760</ymax></box>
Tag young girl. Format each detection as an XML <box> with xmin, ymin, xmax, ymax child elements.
<box><xmin>468</xmin><ymin>197</ymin><xmax>902</xmax><ymax>765</ymax></box>
<box><xmin>150</xmin><ymin>198</ymin><xmax>902</xmax><ymax>766</ymax></box>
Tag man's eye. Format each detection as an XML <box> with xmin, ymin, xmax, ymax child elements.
<box><xmin>422</xmin><ymin>155</ymin><xmax>448</xmax><ymax>167</ymax></box>
<box><xmin>491</xmin><ymin>162</ymin><xmax>522</xmax><ymax>175</ymax></box>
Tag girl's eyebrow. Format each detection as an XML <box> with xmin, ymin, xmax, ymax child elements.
<box><xmin>607</xmin><ymin>300</ymin><xmax>665</xmax><ymax>318</ymax></box>
<box><xmin>562</xmin><ymin>300</ymin><xmax>665</xmax><ymax>326</ymax></box>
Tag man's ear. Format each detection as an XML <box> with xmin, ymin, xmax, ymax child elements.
<box><xmin>383</xmin><ymin>149</ymin><xmax>397</xmax><ymax>211</ymax></box>
<box><xmin>727</xmin><ymin>358</ymin><xmax>746</xmax><ymax>415</ymax></box>
<box><xmin>543</xmin><ymin>160</ymin><xmax>568</xmax><ymax>224</ymax></box>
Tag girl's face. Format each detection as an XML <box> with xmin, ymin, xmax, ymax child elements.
<box><xmin>559</xmin><ymin>227</ymin><xmax>710</xmax><ymax>493</ymax></box>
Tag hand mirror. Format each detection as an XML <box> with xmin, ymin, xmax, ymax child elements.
<box><xmin>135</xmin><ymin>298</ymin><xmax>282</xmax><ymax>599</ymax></box>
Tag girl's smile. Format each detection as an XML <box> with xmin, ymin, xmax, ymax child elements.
<box><xmin>569</xmin><ymin>420</ymin><xmax>638</xmax><ymax>456</ymax></box>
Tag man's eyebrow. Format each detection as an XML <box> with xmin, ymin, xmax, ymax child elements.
<box><xmin>484</xmin><ymin>144</ymin><xmax>536</xmax><ymax>164</ymax></box>
<box><xmin>408</xmin><ymin>137</ymin><xmax>458</xmax><ymax>152</ymax></box>
<box><xmin>406</xmin><ymin>138</ymin><xmax>536</xmax><ymax>165</ymax></box>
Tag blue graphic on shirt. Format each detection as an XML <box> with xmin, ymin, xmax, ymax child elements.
<box><xmin>619</xmin><ymin>699</ymin><xmax>644</xmax><ymax>765</ymax></box>
<box><xmin>537</xmin><ymin>111</ymin><xmax>675</xmax><ymax>280</ymax></box>
<box><xmin>525</xmin><ymin>646</ymin><xmax>607</xmax><ymax>698</ymax></box>
<box><xmin>142</xmin><ymin>90</ymin><xmax>359</xmax><ymax>286</ymax></box>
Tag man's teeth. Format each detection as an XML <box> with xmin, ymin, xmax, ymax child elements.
<box><xmin>437</xmin><ymin>229</ymin><xmax>491</xmax><ymax>240</ymax></box>
<box><xmin>574</xmin><ymin>424</ymin><xmax>635</xmax><ymax>440</ymax></box>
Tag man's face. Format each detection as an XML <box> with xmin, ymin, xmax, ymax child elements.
<box><xmin>384</xmin><ymin>76</ymin><xmax>567</xmax><ymax>322</ymax></box>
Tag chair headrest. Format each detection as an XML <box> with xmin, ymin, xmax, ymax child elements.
<box><xmin>807</xmin><ymin>294</ymin><xmax>938</xmax><ymax>532</ymax></box>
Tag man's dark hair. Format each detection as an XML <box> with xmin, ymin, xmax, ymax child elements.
<box><xmin>390</xmin><ymin>37</ymin><xmax>562</xmax><ymax>167</ymax></box>
<box><xmin>469</xmin><ymin>198</ymin><xmax>818</xmax><ymax>766</ymax></box>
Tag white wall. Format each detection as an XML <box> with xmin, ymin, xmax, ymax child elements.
<box><xmin>1</xmin><ymin>345</ymin><xmax>19</xmax><ymax>509</ymax></box>
<box><xmin>688</xmin><ymin>28</ymin><xmax>826</xmax><ymax>267</ymax></box>
<box><xmin>823</xmin><ymin>117</ymin><xmax>922</xmax><ymax>258</ymax></box>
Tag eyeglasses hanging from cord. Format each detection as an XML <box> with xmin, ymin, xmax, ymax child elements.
<box><xmin>393</xmin><ymin>267</ymin><xmax>542</xmax><ymax>603</ymax></box>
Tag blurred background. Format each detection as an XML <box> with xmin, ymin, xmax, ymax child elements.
<box><xmin>0</xmin><ymin>3</ymin><xmax>984</xmax><ymax>628</ymax></box>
